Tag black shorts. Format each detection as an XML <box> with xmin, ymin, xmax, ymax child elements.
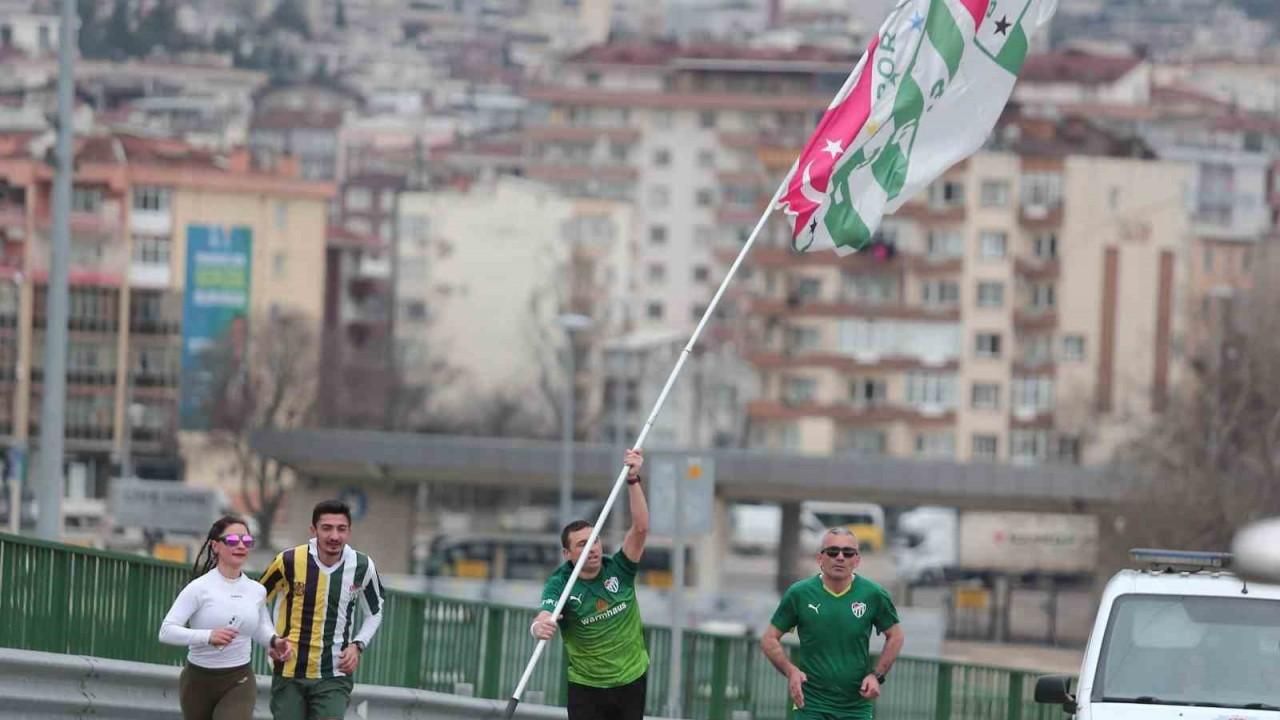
<box><xmin>566</xmin><ymin>673</ymin><xmax>647</xmax><ymax>720</ymax></box>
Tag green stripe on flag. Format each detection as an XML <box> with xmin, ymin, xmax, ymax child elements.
<box><xmin>871</xmin><ymin>75</ymin><xmax>924</xmax><ymax>200</ymax></box>
<box><xmin>925</xmin><ymin>0</ymin><xmax>965</xmax><ymax>78</ymax></box>
<box><xmin>994</xmin><ymin>25</ymin><xmax>1030</xmax><ymax>73</ymax></box>
<box><xmin>823</xmin><ymin>149</ymin><xmax>874</xmax><ymax>251</ymax></box>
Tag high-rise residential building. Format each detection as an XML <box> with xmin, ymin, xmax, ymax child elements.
<box><xmin>737</xmin><ymin>110</ymin><xmax>1192</xmax><ymax>465</ymax></box>
<box><xmin>0</xmin><ymin>131</ymin><xmax>331</xmax><ymax>538</ymax></box>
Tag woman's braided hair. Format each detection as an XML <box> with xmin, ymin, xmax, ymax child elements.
<box><xmin>189</xmin><ymin>515</ymin><xmax>248</xmax><ymax>581</ymax></box>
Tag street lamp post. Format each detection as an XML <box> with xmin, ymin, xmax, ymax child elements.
<box><xmin>557</xmin><ymin>313</ymin><xmax>592</xmax><ymax>530</ymax></box>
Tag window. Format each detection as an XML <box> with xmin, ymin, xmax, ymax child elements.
<box><xmin>609</xmin><ymin>143</ymin><xmax>628</xmax><ymax>162</ymax></box>
<box><xmin>649</xmin><ymin>225</ymin><xmax>668</xmax><ymax>245</ymax></box>
<box><xmin>404</xmin><ymin>300</ymin><xmax>427</xmax><ymax>322</ymax></box>
<box><xmin>70</xmin><ymin>240</ymin><xmax>105</xmax><ymax>267</ymax></box>
<box><xmin>1030</xmin><ymin>282</ymin><xmax>1056</xmax><ymax>309</ymax></box>
<box><xmin>699</xmin><ymin>111</ymin><xmax>717</xmax><ymax>129</ymax></box>
<box><xmin>696</xmin><ymin>188</ymin><xmax>714</xmax><ymax>207</ymax></box>
<box><xmin>653</xmin><ymin>148</ymin><xmax>671</xmax><ymax>167</ymax></box>
<box><xmin>275</xmin><ymin>201</ymin><xmax>288</xmax><ymax>230</ymax></box>
<box><xmin>1022</xmin><ymin>334</ymin><xmax>1053</xmax><ymax>365</ymax></box>
<box><xmin>1056</xmin><ymin>435</ymin><xmax>1081</xmax><ymax>464</ymax></box>
<box><xmin>785</xmin><ymin>326</ymin><xmax>820</xmax><ymax>351</ymax></box>
<box><xmin>849</xmin><ymin>378</ymin><xmax>888</xmax><ymax>407</ymax></box>
<box><xmin>906</xmin><ymin>372</ymin><xmax>957</xmax><ymax>409</ymax></box>
<box><xmin>980</xmin><ymin>180</ymin><xmax>1010</xmax><ymax>208</ymax></box>
<box><xmin>926</xmin><ymin>230</ymin><xmax>964</xmax><ymax>258</ymax></box>
<box><xmin>971</xmin><ymin>382</ymin><xmax>1001</xmax><ymax>410</ymax></box>
<box><xmin>697</xmin><ymin>149</ymin><xmax>715</xmax><ymax>168</ymax></box>
<box><xmin>843</xmin><ymin>273</ymin><xmax>896</xmax><ymax>304</ymax></box>
<box><xmin>1203</xmin><ymin>245</ymin><xmax>1214</xmax><ymax>272</ymax></box>
<box><xmin>928</xmin><ymin>180</ymin><xmax>965</xmax><ymax>208</ymax></box>
<box><xmin>1033</xmin><ymin>232</ymin><xmax>1058</xmax><ymax>260</ymax></box>
<box><xmin>972</xmin><ymin>434</ymin><xmax>998</xmax><ymax>461</ymax></box>
<box><xmin>1021</xmin><ymin>172</ymin><xmax>1063</xmax><ymax>209</ymax></box>
<box><xmin>272</xmin><ymin>252</ymin><xmax>287</xmax><ymax>278</ymax></box>
<box><xmin>345</xmin><ymin>187</ymin><xmax>372</xmax><ymax>211</ymax></box>
<box><xmin>1012</xmin><ymin>376</ymin><xmax>1055</xmax><ymax>412</ymax></box>
<box><xmin>690</xmin><ymin>304</ymin><xmax>707</xmax><ymax>322</ymax></box>
<box><xmin>653</xmin><ymin>110</ymin><xmax>674</xmax><ymax>129</ymax></box>
<box><xmin>647</xmin><ymin>263</ymin><xmax>666</xmax><ymax>282</ymax></box>
<box><xmin>132</xmin><ymin>186</ymin><xmax>170</xmax><ymax>212</ymax></box>
<box><xmin>914</xmin><ymin>432</ymin><xmax>956</xmax><ymax>459</ymax></box>
<box><xmin>649</xmin><ymin>185</ymin><xmax>670</xmax><ymax>208</ymax></box>
<box><xmin>1061</xmin><ymin>334</ymin><xmax>1085</xmax><ymax>361</ymax></box>
<box><xmin>840</xmin><ymin>428</ymin><xmax>887</xmax><ymax>455</ymax></box>
<box><xmin>131</xmin><ymin>234</ymin><xmax>170</xmax><ymax>265</ymax></box>
<box><xmin>779</xmin><ymin>423</ymin><xmax>802</xmax><ymax>450</ymax></box>
<box><xmin>792</xmin><ymin>277</ymin><xmax>822</xmax><ymax>302</ymax></box>
<box><xmin>692</xmin><ymin>265</ymin><xmax>709</xmax><ymax>282</ymax></box>
<box><xmin>1010</xmin><ymin>429</ymin><xmax>1047</xmax><ymax>463</ymax></box>
<box><xmin>975</xmin><ymin>332</ymin><xmax>1002</xmax><ymax>358</ymax></box>
<box><xmin>921</xmin><ymin>280</ymin><xmax>959</xmax><ymax>306</ymax></box>
<box><xmin>71</xmin><ymin>187</ymin><xmax>103</xmax><ymax>213</ymax></box>
<box><xmin>976</xmin><ymin>281</ymin><xmax>1004</xmax><ymax>308</ymax></box>
<box><xmin>783</xmin><ymin>376</ymin><xmax>816</xmax><ymax>404</ymax></box>
<box><xmin>980</xmin><ymin>231</ymin><xmax>1007</xmax><ymax>259</ymax></box>
<box><xmin>646</xmin><ymin>302</ymin><xmax>664</xmax><ymax>319</ymax></box>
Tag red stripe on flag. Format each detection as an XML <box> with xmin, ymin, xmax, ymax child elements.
<box><xmin>957</xmin><ymin>0</ymin><xmax>990</xmax><ymax>26</ymax></box>
<box><xmin>780</xmin><ymin>35</ymin><xmax>880</xmax><ymax>239</ymax></box>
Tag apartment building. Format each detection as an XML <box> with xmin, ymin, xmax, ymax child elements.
<box><xmin>525</xmin><ymin>42</ymin><xmax>852</xmax><ymax>336</ymax></box>
<box><xmin>738</xmin><ymin>111</ymin><xmax>1192</xmax><ymax>465</ymax></box>
<box><xmin>0</xmin><ymin>131</ymin><xmax>330</xmax><ymax>536</ymax></box>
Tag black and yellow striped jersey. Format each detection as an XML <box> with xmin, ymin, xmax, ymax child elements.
<box><xmin>259</xmin><ymin>539</ymin><xmax>385</xmax><ymax>679</ymax></box>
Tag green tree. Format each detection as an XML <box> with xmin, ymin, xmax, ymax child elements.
<box><xmin>271</xmin><ymin>0</ymin><xmax>311</xmax><ymax>38</ymax></box>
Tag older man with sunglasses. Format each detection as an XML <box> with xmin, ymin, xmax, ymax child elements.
<box><xmin>761</xmin><ymin>527</ymin><xmax>905</xmax><ymax>720</ymax></box>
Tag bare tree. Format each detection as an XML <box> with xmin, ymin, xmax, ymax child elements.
<box><xmin>205</xmin><ymin>308</ymin><xmax>317</xmax><ymax>548</ymax></box>
<box><xmin>1108</xmin><ymin>249</ymin><xmax>1280</xmax><ymax>555</ymax></box>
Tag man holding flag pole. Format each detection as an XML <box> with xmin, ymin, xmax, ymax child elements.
<box><xmin>529</xmin><ymin>448</ymin><xmax>650</xmax><ymax>720</ymax></box>
<box><xmin>503</xmin><ymin>0</ymin><xmax>1056</xmax><ymax>715</ymax></box>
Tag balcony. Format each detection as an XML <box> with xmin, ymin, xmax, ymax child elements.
<box><xmin>132</xmin><ymin>369</ymin><xmax>179</xmax><ymax>389</ymax></box>
<box><xmin>524</xmin><ymin>125</ymin><xmax>642</xmax><ymax>144</ymax></box>
<box><xmin>748</xmin><ymin>350</ymin><xmax>959</xmax><ymax>373</ymax></box>
<box><xmin>525</xmin><ymin>162</ymin><xmax>637</xmax><ymax>183</ymax></box>
<box><xmin>751</xmin><ymin>297</ymin><xmax>961</xmax><ymax>323</ymax></box>
<box><xmin>1014</xmin><ymin>256</ymin><xmax>1059</xmax><ymax>280</ymax></box>
<box><xmin>1019</xmin><ymin>202</ymin><xmax>1063</xmax><ymax>228</ymax></box>
<box><xmin>30</xmin><ymin>234</ymin><xmax>129</xmax><ymax>285</ymax></box>
<box><xmin>1014</xmin><ymin>308</ymin><xmax>1057</xmax><ymax>331</ymax></box>
<box><xmin>747</xmin><ymin>399</ymin><xmax>955</xmax><ymax>428</ymax></box>
<box><xmin>129</xmin><ymin>290</ymin><xmax>182</xmax><ymax>335</ymax></box>
<box><xmin>895</xmin><ymin>200</ymin><xmax>966</xmax><ymax>223</ymax></box>
<box><xmin>38</xmin><ymin>202</ymin><xmax>123</xmax><ymax>238</ymax></box>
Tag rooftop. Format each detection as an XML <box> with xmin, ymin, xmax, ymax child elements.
<box><xmin>1021</xmin><ymin>49</ymin><xmax>1144</xmax><ymax>85</ymax></box>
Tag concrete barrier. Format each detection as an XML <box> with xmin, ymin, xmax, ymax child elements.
<box><xmin>0</xmin><ymin>647</ymin><xmax>675</xmax><ymax>720</ymax></box>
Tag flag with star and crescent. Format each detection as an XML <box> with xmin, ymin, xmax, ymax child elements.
<box><xmin>777</xmin><ymin>0</ymin><xmax>1058</xmax><ymax>255</ymax></box>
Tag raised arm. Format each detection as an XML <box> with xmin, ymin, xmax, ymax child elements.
<box><xmin>620</xmin><ymin>449</ymin><xmax>649</xmax><ymax>563</ymax></box>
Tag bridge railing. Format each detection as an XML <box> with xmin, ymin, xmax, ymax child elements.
<box><xmin>0</xmin><ymin>532</ymin><xmax>1068</xmax><ymax>720</ymax></box>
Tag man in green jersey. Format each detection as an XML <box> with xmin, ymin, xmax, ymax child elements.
<box><xmin>532</xmin><ymin>448</ymin><xmax>650</xmax><ymax>720</ymax></box>
<box><xmin>761</xmin><ymin>527</ymin><xmax>905</xmax><ymax>720</ymax></box>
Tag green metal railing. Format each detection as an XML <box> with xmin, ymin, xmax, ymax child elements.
<box><xmin>0</xmin><ymin>532</ymin><xmax>1067</xmax><ymax>720</ymax></box>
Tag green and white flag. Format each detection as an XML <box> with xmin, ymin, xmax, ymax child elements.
<box><xmin>777</xmin><ymin>0</ymin><xmax>1058</xmax><ymax>255</ymax></box>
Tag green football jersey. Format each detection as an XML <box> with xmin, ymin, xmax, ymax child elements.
<box><xmin>770</xmin><ymin>574</ymin><xmax>900</xmax><ymax>716</ymax></box>
<box><xmin>540</xmin><ymin>549</ymin><xmax>649</xmax><ymax>688</ymax></box>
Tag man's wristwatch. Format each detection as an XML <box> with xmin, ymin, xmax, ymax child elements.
<box><xmin>352</xmin><ymin>641</ymin><xmax>365</xmax><ymax>653</ymax></box>
<box><xmin>874</xmin><ymin>671</ymin><xmax>887</xmax><ymax>685</ymax></box>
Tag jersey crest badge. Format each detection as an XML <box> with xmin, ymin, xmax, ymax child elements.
<box><xmin>604</xmin><ymin>576</ymin><xmax>620</xmax><ymax>593</ymax></box>
<box><xmin>851</xmin><ymin>601</ymin><xmax>867</xmax><ymax>618</ymax></box>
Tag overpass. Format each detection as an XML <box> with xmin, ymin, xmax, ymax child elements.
<box><xmin>251</xmin><ymin>429</ymin><xmax>1125</xmax><ymax>513</ymax></box>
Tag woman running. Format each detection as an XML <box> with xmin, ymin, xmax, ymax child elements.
<box><xmin>159</xmin><ymin>515</ymin><xmax>292</xmax><ymax>720</ymax></box>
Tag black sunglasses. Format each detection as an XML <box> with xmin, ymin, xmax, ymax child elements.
<box><xmin>822</xmin><ymin>546</ymin><xmax>859</xmax><ymax>558</ymax></box>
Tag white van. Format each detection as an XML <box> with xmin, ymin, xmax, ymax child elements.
<box><xmin>1035</xmin><ymin>549</ymin><xmax>1280</xmax><ymax>719</ymax></box>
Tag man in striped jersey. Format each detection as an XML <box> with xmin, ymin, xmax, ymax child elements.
<box><xmin>259</xmin><ymin>500</ymin><xmax>385</xmax><ymax>720</ymax></box>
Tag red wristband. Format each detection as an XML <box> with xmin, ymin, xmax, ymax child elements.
<box><xmin>627</xmin><ymin>475</ymin><xmax>642</xmax><ymax>485</ymax></box>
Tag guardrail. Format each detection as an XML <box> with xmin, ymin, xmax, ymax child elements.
<box><xmin>0</xmin><ymin>532</ymin><xmax>1065</xmax><ymax>720</ymax></box>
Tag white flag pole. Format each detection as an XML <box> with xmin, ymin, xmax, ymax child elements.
<box><xmin>503</xmin><ymin>178</ymin><xmax>790</xmax><ymax>719</ymax></box>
